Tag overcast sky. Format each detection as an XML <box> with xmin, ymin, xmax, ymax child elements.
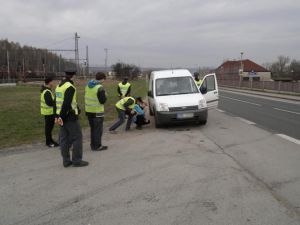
<box><xmin>1</xmin><ymin>0</ymin><xmax>300</xmax><ymax>68</ymax></box>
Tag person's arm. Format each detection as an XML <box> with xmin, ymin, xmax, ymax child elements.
<box><xmin>97</xmin><ymin>87</ymin><xmax>107</xmax><ymax>104</ymax></box>
<box><xmin>123</xmin><ymin>98</ymin><xmax>134</xmax><ymax>111</ymax></box>
<box><xmin>59</xmin><ymin>86</ymin><xmax>75</xmax><ymax>121</ymax></box>
<box><xmin>134</xmin><ymin>104</ymin><xmax>144</xmax><ymax>115</ymax></box>
<box><xmin>44</xmin><ymin>91</ymin><xmax>54</xmax><ymax>106</ymax></box>
<box><xmin>125</xmin><ymin>85</ymin><xmax>131</xmax><ymax>97</ymax></box>
<box><xmin>117</xmin><ymin>85</ymin><xmax>122</xmax><ymax>96</ymax></box>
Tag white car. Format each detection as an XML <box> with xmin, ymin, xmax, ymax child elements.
<box><xmin>148</xmin><ymin>69</ymin><xmax>219</xmax><ymax>128</ymax></box>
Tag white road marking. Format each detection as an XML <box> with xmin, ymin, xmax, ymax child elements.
<box><xmin>221</xmin><ymin>96</ymin><xmax>262</xmax><ymax>106</ymax></box>
<box><xmin>276</xmin><ymin>134</ymin><xmax>300</xmax><ymax>146</ymax></box>
<box><xmin>273</xmin><ymin>107</ymin><xmax>300</xmax><ymax>115</ymax></box>
<box><xmin>216</xmin><ymin>109</ymin><xmax>225</xmax><ymax>113</ymax></box>
<box><xmin>235</xmin><ymin>117</ymin><xmax>256</xmax><ymax>125</ymax></box>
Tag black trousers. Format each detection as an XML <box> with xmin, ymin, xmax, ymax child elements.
<box><xmin>135</xmin><ymin>115</ymin><xmax>149</xmax><ymax>127</ymax></box>
<box><xmin>59</xmin><ymin>120</ymin><xmax>83</xmax><ymax>163</ymax></box>
<box><xmin>44</xmin><ymin>115</ymin><xmax>55</xmax><ymax>145</ymax></box>
<box><xmin>87</xmin><ymin>116</ymin><xmax>104</xmax><ymax>150</ymax></box>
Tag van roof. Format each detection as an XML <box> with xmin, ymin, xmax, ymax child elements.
<box><xmin>151</xmin><ymin>69</ymin><xmax>192</xmax><ymax>79</ymax></box>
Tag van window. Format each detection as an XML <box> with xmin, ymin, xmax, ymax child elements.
<box><xmin>202</xmin><ymin>75</ymin><xmax>215</xmax><ymax>92</ymax></box>
<box><xmin>156</xmin><ymin>76</ymin><xmax>199</xmax><ymax>96</ymax></box>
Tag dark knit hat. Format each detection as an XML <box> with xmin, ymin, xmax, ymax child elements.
<box><xmin>44</xmin><ymin>78</ymin><xmax>53</xmax><ymax>84</ymax></box>
<box><xmin>65</xmin><ymin>69</ymin><xmax>76</xmax><ymax>76</ymax></box>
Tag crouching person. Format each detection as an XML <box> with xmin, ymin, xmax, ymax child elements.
<box><xmin>133</xmin><ymin>97</ymin><xmax>150</xmax><ymax>130</ymax></box>
<box><xmin>109</xmin><ymin>96</ymin><xmax>138</xmax><ymax>132</ymax></box>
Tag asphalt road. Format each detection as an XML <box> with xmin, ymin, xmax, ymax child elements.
<box><xmin>1</xmin><ymin>110</ymin><xmax>300</xmax><ymax>225</ymax></box>
<box><xmin>219</xmin><ymin>89</ymin><xmax>300</xmax><ymax>140</ymax></box>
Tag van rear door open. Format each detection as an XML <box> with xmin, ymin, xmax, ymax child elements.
<box><xmin>200</xmin><ymin>73</ymin><xmax>219</xmax><ymax>108</ymax></box>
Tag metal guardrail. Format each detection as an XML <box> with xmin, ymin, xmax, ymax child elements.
<box><xmin>218</xmin><ymin>79</ymin><xmax>300</xmax><ymax>94</ymax></box>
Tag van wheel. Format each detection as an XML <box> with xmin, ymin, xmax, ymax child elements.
<box><xmin>149</xmin><ymin>107</ymin><xmax>154</xmax><ymax>116</ymax></box>
<box><xmin>198</xmin><ymin>119</ymin><xmax>207</xmax><ymax>125</ymax></box>
<box><xmin>154</xmin><ymin>112</ymin><xmax>162</xmax><ymax>128</ymax></box>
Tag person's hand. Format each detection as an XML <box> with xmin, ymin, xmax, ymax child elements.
<box><xmin>54</xmin><ymin>117</ymin><xmax>58</xmax><ymax>124</ymax></box>
<box><xmin>130</xmin><ymin>110</ymin><xmax>136</xmax><ymax>115</ymax></box>
<box><xmin>57</xmin><ymin>117</ymin><xmax>64</xmax><ymax>126</ymax></box>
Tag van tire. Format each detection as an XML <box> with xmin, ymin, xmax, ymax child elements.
<box><xmin>149</xmin><ymin>107</ymin><xmax>154</xmax><ymax>116</ymax></box>
<box><xmin>198</xmin><ymin>119</ymin><xmax>207</xmax><ymax>125</ymax></box>
<box><xmin>154</xmin><ymin>111</ymin><xmax>162</xmax><ymax>128</ymax></box>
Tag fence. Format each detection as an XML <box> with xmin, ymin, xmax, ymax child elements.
<box><xmin>218</xmin><ymin>79</ymin><xmax>300</xmax><ymax>94</ymax></box>
<box><xmin>0</xmin><ymin>70</ymin><xmax>92</xmax><ymax>83</ymax></box>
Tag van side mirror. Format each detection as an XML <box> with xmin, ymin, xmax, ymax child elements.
<box><xmin>200</xmin><ymin>86</ymin><xmax>207</xmax><ymax>94</ymax></box>
<box><xmin>148</xmin><ymin>90</ymin><xmax>153</xmax><ymax>97</ymax></box>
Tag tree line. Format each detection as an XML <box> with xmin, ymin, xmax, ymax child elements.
<box><xmin>0</xmin><ymin>39</ymin><xmax>75</xmax><ymax>80</ymax></box>
<box><xmin>263</xmin><ymin>55</ymin><xmax>300</xmax><ymax>81</ymax></box>
<box><xmin>111</xmin><ymin>62</ymin><xmax>141</xmax><ymax>79</ymax></box>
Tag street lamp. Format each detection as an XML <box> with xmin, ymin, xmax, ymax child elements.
<box><xmin>239</xmin><ymin>52</ymin><xmax>244</xmax><ymax>87</ymax></box>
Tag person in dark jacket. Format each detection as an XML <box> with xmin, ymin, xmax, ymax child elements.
<box><xmin>85</xmin><ymin>72</ymin><xmax>108</xmax><ymax>151</ymax></box>
<box><xmin>40</xmin><ymin>78</ymin><xmax>59</xmax><ymax>148</ymax></box>
<box><xmin>117</xmin><ymin>77</ymin><xmax>131</xmax><ymax>98</ymax></box>
<box><xmin>55</xmin><ymin>70</ymin><xmax>88</xmax><ymax>168</ymax></box>
<box><xmin>109</xmin><ymin>96</ymin><xmax>141</xmax><ymax>132</ymax></box>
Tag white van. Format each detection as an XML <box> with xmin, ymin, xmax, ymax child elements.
<box><xmin>148</xmin><ymin>69</ymin><xmax>219</xmax><ymax>128</ymax></box>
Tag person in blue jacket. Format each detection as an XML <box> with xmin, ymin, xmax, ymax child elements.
<box><xmin>133</xmin><ymin>97</ymin><xmax>150</xmax><ymax>130</ymax></box>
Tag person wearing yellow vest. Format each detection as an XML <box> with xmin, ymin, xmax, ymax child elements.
<box><xmin>40</xmin><ymin>78</ymin><xmax>59</xmax><ymax>148</ymax></box>
<box><xmin>55</xmin><ymin>70</ymin><xmax>88</xmax><ymax>168</ymax></box>
<box><xmin>194</xmin><ymin>72</ymin><xmax>202</xmax><ymax>88</ymax></box>
<box><xmin>109</xmin><ymin>96</ymin><xmax>139</xmax><ymax>132</ymax></box>
<box><xmin>85</xmin><ymin>72</ymin><xmax>108</xmax><ymax>151</ymax></box>
<box><xmin>117</xmin><ymin>77</ymin><xmax>131</xmax><ymax>98</ymax></box>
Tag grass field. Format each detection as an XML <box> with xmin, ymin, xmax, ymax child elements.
<box><xmin>0</xmin><ymin>79</ymin><xmax>147</xmax><ymax>149</ymax></box>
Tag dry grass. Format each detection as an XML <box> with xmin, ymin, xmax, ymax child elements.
<box><xmin>0</xmin><ymin>79</ymin><xmax>147</xmax><ymax>149</ymax></box>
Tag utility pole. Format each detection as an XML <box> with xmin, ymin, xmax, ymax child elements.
<box><xmin>86</xmin><ymin>45</ymin><xmax>89</xmax><ymax>78</ymax></box>
<box><xmin>75</xmin><ymin>32</ymin><xmax>80</xmax><ymax>73</ymax></box>
<box><xmin>22</xmin><ymin>58</ymin><xmax>25</xmax><ymax>81</ymax></box>
<box><xmin>239</xmin><ymin>51</ymin><xmax>244</xmax><ymax>87</ymax></box>
<box><xmin>58</xmin><ymin>54</ymin><xmax>61</xmax><ymax>73</ymax></box>
<box><xmin>7</xmin><ymin>50</ymin><xmax>10</xmax><ymax>82</ymax></box>
<box><xmin>104</xmin><ymin>48</ymin><xmax>108</xmax><ymax>71</ymax></box>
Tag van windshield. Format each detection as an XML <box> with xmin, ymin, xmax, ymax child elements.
<box><xmin>155</xmin><ymin>76</ymin><xmax>199</xmax><ymax>96</ymax></box>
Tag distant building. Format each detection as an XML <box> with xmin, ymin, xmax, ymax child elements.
<box><xmin>216</xmin><ymin>59</ymin><xmax>271</xmax><ymax>81</ymax></box>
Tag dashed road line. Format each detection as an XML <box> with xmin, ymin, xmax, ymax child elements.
<box><xmin>221</xmin><ymin>96</ymin><xmax>262</xmax><ymax>106</ymax></box>
<box><xmin>235</xmin><ymin>117</ymin><xmax>256</xmax><ymax>125</ymax></box>
<box><xmin>273</xmin><ymin>107</ymin><xmax>300</xmax><ymax>115</ymax></box>
<box><xmin>276</xmin><ymin>134</ymin><xmax>300</xmax><ymax>146</ymax></box>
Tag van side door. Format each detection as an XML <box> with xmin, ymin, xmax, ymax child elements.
<box><xmin>200</xmin><ymin>73</ymin><xmax>219</xmax><ymax>109</ymax></box>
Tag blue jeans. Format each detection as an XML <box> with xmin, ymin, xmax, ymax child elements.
<box><xmin>109</xmin><ymin>108</ymin><xmax>133</xmax><ymax>131</ymax></box>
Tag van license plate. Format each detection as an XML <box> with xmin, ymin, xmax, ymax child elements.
<box><xmin>177</xmin><ymin>113</ymin><xmax>194</xmax><ymax>119</ymax></box>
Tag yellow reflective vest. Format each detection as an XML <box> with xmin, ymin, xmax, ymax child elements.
<box><xmin>116</xmin><ymin>97</ymin><xmax>135</xmax><ymax>111</ymax></box>
<box><xmin>84</xmin><ymin>84</ymin><xmax>104</xmax><ymax>113</ymax></box>
<box><xmin>118</xmin><ymin>82</ymin><xmax>131</xmax><ymax>96</ymax></box>
<box><xmin>40</xmin><ymin>89</ymin><xmax>54</xmax><ymax>115</ymax></box>
<box><xmin>55</xmin><ymin>82</ymin><xmax>78</xmax><ymax>115</ymax></box>
<box><xmin>195</xmin><ymin>79</ymin><xmax>202</xmax><ymax>87</ymax></box>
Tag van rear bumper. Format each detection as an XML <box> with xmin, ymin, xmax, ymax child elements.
<box><xmin>156</xmin><ymin>108</ymin><xmax>208</xmax><ymax>125</ymax></box>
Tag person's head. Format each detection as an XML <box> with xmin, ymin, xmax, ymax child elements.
<box><xmin>194</xmin><ymin>72</ymin><xmax>199</xmax><ymax>79</ymax></box>
<box><xmin>45</xmin><ymin>78</ymin><xmax>54</xmax><ymax>88</ymax></box>
<box><xmin>134</xmin><ymin>96</ymin><xmax>143</xmax><ymax>104</ymax></box>
<box><xmin>122</xmin><ymin>77</ymin><xmax>128</xmax><ymax>84</ymax></box>
<box><xmin>65</xmin><ymin>70</ymin><xmax>76</xmax><ymax>80</ymax></box>
<box><xmin>95</xmin><ymin>72</ymin><xmax>106</xmax><ymax>82</ymax></box>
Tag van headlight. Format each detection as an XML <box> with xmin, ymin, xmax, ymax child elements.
<box><xmin>198</xmin><ymin>99</ymin><xmax>207</xmax><ymax>109</ymax></box>
<box><xmin>157</xmin><ymin>102</ymin><xmax>169</xmax><ymax>112</ymax></box>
